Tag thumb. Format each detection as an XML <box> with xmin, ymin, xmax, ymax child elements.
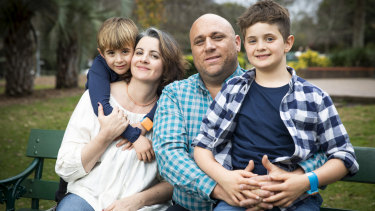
<box><xmin>262</xmin><ymin>155</ymin><xmax>275</xmax><ymax>172</ymax></box>
<box><xmin>270</xmin><ymin>173</ymin><xmax>291</xmax><ymax>182</ymax></box>
<box><xmin>244</xmin><ymin>160</ymin><xmax>255</xmax><ymax>172</ymax></box>
<box><xmin>98</xmin><ymin>102</ymin><xmax>104</xmax><ymax>117</ymax></box>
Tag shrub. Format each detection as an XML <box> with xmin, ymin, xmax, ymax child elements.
<box><xmin>330</xmin><ymin>45</ymin><xmax>375</xmax><ymax>67</ymax></box>
<box><xmin>288</xmin><ymin>49</ymin><xmax>331</xmax><ymax>70</ymax></box>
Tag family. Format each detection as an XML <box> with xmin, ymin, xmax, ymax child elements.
<box><xmin>54</xmin><ymin>1</ymin><xmax>358</xmax><ymax>211</ymax></box>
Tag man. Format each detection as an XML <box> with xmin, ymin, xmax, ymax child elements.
<box><xmin>153</xmin><ymin>14</ymin><xmax>270</xmax><ymax>211</ymax></box>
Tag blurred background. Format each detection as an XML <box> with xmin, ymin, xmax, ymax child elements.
<box><xmin>0</xmin><ymin>0</ymin><xmax>374</xmax><ymax>96</ymax></box>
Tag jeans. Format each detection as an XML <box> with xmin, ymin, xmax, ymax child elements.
<box><xmin>56</xmin><ymin>193</ymin><xmax>94</xmax><ymax>211</ymax></box>
<box><xmin>214</xmin><ymin>194</ymin><xmax>322</xmax><ymax>211</ymax></box>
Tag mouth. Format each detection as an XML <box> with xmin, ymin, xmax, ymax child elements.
<box><xmin>136</xmin><ymin>65</ymin><xmax>150</xmax><ymax>71</ymax></box>
<box><xmin>255</xmin><ymin>54</ymin><xmax>271</xmax><ymax>60</ymax></box>
<box><xmin>115</xmin><ymin>64</ymin><xmax>127</xmax><ymax>69</ymax></box>
<box><xmin>205</xmin><ymin>55</ymin><xmax>221</xmax><ymax>63</ymax></box>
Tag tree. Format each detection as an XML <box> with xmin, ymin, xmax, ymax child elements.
<box><xmin>0</xmin><ymin>0</ymin><xmax>54</xmax><ymax>96</ymax></box>
<box><xmin>52</xmin><ymin>0</ymin><xmax>110</xmax><ymax>89</ymax></box>
<box><xmin>133</xmin><ymin>0</ymin><xmax>165</xmax><ymax>28</ymax></box>
<box><xmin>352</xmin><ymin>0</ymin><xmax>366</xmax><ymax>48</ymax></box>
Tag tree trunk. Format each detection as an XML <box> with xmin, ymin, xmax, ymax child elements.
<box><xmin>55</xmin><ymin>37</ymin><xmax>79</xmax><ymax>89</ymax></box>
<box><xmin>4</xmin><ymin>21</ymin><xmax>36</xmax><ymax>96</ymax></box>
<box><xmin>352</xmin><ymin>0</ymin><xmax>366</xmax><ymax>48</ymax></box>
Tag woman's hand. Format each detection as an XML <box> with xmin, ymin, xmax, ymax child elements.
<box><xmin>104</xmin><ymin>193</ymin><xmax>143</xmax><ymax>211</ymax></box>
<box><xmin>132</xmin><ymin>136</ymin><xmax>155</xmax><ymax>162</ymax></box>
<box><xmin>98</xmin><ymin>103</ymin><xmax>129</xmax><ymax>143</ymax></box>
<box><xmin>116</xmin><ymin>138</ymin><xmax>134</xmax><ymax>150</ymax></box>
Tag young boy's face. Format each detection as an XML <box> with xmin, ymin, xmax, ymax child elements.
<box><xmin>99</xmin><ymin>46</ymin><xmax>134</xmax><ymax>75</ymax></box>
<box><xmin>243</xmin><ymin>22</ymin><xmax>293</xmax><ymax>72</ymax></box>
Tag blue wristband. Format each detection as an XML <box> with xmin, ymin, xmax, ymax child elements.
<box><xmin>306</xmin><ymin>172</ymin><xmax>319</xmax><ymax>195</ymax></box>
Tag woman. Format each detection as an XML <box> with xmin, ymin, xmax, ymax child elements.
<box><xmin>55</xmin><ymin>27</ymin><xmax>187</xmax><ymax>211</ymax></box>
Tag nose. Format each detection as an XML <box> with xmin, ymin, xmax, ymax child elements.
<box><xmin>140</xmin><ymin>54</ymin><xmax>149</xmax><ymax>63</ymax></box>
<box><xmin>204</xmin><ymin>38</ymin><xmax>216</xmax><ymax>52</ymax></box>
<box><xmin>256</xmin><ymin>40</ymin><xmax>266</xmax><ymax>51</ymax></box>
<box><xmin>115</xmin><ymin>53</ymin><xmax>124</xmax><ymax>63</ymax></box>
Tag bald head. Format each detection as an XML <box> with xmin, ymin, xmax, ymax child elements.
<box><xmin>188</xmin><ymin>13</ymin><xmax>241</xmax><ymax>89</ymax></box>
<box><xmin>190</xmin><ymin>14</ymin><xmax>235</xmax><ymax>40</ymax></box>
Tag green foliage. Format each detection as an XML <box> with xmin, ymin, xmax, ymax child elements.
<box><xmin>288</xmin><ymin>50</ymin><xmax>331</xmax><ymax>70</ymax></box>
<box><xmin>184</xmin><ymin>55</ymin><xmax>197</xmax><ymax>78</ymax></box>
<box><xmin>330</xmin><ymin>45</ymin><xmax>375</xmax><ymax>67</ymax></box>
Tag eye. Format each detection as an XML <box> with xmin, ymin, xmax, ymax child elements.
<box><xmin>122</xmin><ymin>49</ymin><xmax>131</xmax><ymax>54</ymax></box>
<box><xmin>212</xmin><ymin>35</ymin><xmax>224</xmax><ymax>40</ymax></box>
<box><xmin>151</xmin><ymin>53</ymin><xmax>160</xmax><ymax>59</ymax></box>
<box><xmin>247</xmin><ymin>39</ymin><xmax>256</xmax><ymax>44</ymax></box>
<box><xmin>135</xmin><ymin>50</ymin><xmax>143</xmax><ymax>55</ymax></box>
<box><xmin>194</xmin><ymin>39</ymin><xmax>204</xmax><ymax>46</ymax></box>
<box><xmin>106</xmin><ymin>50</ymin><xmax>115</xmax><ymax>56</ymax></box>
<box><xmin>266</xmin><ymin>37</ymin><xmax>275</xmax><ymax>42</ymax></box>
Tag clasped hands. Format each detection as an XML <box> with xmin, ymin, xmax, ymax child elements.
<box><xmin>218</xmin><ymin>155</ymin><xmax>307</xmax><ymax>211</ymax></box>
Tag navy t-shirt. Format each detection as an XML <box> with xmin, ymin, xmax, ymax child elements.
<box><xmin>232</xmin><ymin>81</ymin><xmax>295</xmax><ymax>174</ymax></box>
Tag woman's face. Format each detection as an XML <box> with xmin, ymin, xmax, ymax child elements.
<box><xmin>131</xmin><ymin>36</ymin><xmax>163</xmax><ymax>84</ymax></box>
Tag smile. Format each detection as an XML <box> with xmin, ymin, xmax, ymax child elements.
<box><xmin>205</xmin><ymin>55</ymin><xmax>221</xmax><ymax>63</ymax></box>
<box><xmin>255</xmin><ymin>54</ymin><xmax>270</xmax><ymax>60</ymax></box>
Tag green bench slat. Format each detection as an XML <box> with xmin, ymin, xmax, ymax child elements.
<box><xmin>26</xmin><ymin>129</ymin><xmax>65</xmax><ymax>159</ymax></box>
<box><xmin>21</xmin><ymin>179</ymin><xmax>59</xmax><ymax>201</ymax></box>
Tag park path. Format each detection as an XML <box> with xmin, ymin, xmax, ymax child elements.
<box><xmin>307</xmin><ymin>78</ymin><xmax>375</xmax><ymax>99</ymax></box>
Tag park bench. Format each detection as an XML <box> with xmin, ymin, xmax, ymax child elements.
<box><xmin>0</xmin><ymin>129</ymin><xmax>374</xmax><ymax>211</ymax></box>
<box><xmin>0</xmin><ymin>129</ymin><xmax>64</xmax><ymax>211</ymax></box>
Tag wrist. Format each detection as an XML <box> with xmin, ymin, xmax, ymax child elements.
<box><xmin>306</xmin><ymin>172</ymin><xmax>319</xmax><ymax>195</ymax></box>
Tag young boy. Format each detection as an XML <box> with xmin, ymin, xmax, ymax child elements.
<box><xmin>55</xmin><ymin>17</ymin><xmax>156</xmax><ymax>203</ymax></box>
<box><xmin>193</xmin><ymin>1</ymin><xmax>358</xmax><ymax>210</ymax></box>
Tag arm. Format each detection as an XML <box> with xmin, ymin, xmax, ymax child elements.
<box><xmin>194</xmin><ymin>146</ymin><xmax>259</xmax><ymax>206</ymax></box>
<box><xmin>104</xmin><ymin>181</ymin><xmax>173</xmax><ymax>211</ymax></box>
<box><xmin>152</xmin><ymin>87</ymin><xmax>216</xmax><ymax>205</ymax></box>
<box><xmin>55</xmin><ymin>92</ymin><xmax>127</xmax><ymax>182</ymax></box>
<box><xmin>87</xmin><ymin>55</ymin><xmax>142</xmax><ymax>143</ymax></box>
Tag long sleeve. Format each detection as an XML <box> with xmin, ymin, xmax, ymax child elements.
<box><xmin>55</xmin><ymin>91</ymin><xmax>96</xmax><ymax>182</ymax></box>
<box><xmin>86</xmin><ymin>55</ymin><xmax>141</xmax><ymax>143</ymax></box>
<box><xmin>153</xmin><ymin>86</ymin><xmax>216</xmax><ymax>211</ymax></box>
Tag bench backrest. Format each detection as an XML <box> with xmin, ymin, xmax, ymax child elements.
<box><xmin>21</xmin><ymin>129</ymin><xmax>65</xmax><ymax>203</ymax></box>
<box><xmin>342</xmin><ymin>146</ymin><xmax>375</xmax><ymax>184</ymax></box>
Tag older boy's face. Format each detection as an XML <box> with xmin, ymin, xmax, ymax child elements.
<box><xmin>100</xmin><ymin>46</ymin><xmax>134</xmax><ymax>75</ymax></box>
<box><xmin>244</xmin><ymin>22</ymin><xmax>293</xmax><ymax>72</ymax></box>
<box><xmin>190</xmin><ymin>14</ymin><xmax>241</xmax><ymax>84</ymax></box>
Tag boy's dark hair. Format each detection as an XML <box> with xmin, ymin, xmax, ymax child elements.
<box><xmin>237</xmin><ymin>0</ymin><xmax>290</xmax><ymax>42</ymax></box>
<box><xmin>122</xmin><ymin>27</ymin><xmax>187</xmax><ymax>96</ymax></box>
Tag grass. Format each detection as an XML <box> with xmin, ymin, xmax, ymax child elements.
<box><xmin>0</xmin><ymin>83</ymin><xmax>374</xmax><ymax>210</ymax></box>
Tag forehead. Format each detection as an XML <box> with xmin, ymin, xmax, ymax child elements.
<box><xmin>136</xmin><ymin>36</ymin><xmax>160</xmax><ymax>51</ymax></box>
<box><xmin>245</xmin><ymin>22</ymin><xmax>282</xmax><ymax>37</ymax></box>
<box><xmin>190</xmin><ymin>17</ymin><xmax>232</xmax><ymax>40</ymax></box>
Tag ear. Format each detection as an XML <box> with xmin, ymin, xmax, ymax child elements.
<box><xmin>284</xmin><ymin>35</ymin><xmax>294</xmax><ymax>53</ymax></box>
<box><xmin>235</xmin><ymin>35</ymin><xmax>241</xmax><ymax>52</ymax></box>
<box><xmin>97</xmin><ymin>48</ymin><xmax>105</xmax><ymax>58</ymax></box>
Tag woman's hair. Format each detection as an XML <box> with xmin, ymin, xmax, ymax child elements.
<box><xmin>97</xmin><ymin>17</ymin><xmax>138</xmax><ymax>52</ymax></box>
<box><xmin>122</xmin><ymin>27</ymin><xmax>187</xmax><ymax>95</ymax></box>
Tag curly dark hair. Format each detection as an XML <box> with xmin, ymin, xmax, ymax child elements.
<box><xmin>121</xmin><ymin>27</ymin><xmax>187</xmax><ymax>96</ymax></box>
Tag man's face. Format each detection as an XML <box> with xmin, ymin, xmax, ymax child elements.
<box><xmin>190</xmin><ymin>15</ymin><xmax>241</xmax><ymax>84</ymax></box>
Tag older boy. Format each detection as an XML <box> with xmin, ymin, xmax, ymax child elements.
<box><xmin>193</xmin><ymin>1</ymin><xmax>358</xmax><ymax>210</ymax></box>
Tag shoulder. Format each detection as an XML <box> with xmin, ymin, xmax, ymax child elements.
<box><xmin>163</xmin><ymin>74</ymin><xmax>198</xmax><ymax>94</ymax></box>
<box><xmin>292</xmin><ymin>76</ymin><xmax>332</xmax><ymax>107</ymax></box>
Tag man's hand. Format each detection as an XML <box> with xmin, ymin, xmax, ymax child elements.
<box><xmin>133</xmin><ymin>136</ymin><xmax>155</xmax><ymax>162</ymax></box>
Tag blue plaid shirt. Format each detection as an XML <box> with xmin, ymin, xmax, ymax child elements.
<box><xmin>193</xmin><ymin>67</ymin><xmax>358</xmax><ymax>183</ymax></box>
<box><xmin>153</xmin><ymin>65</ymin><xmax>338</xmax><ymax>210</ymax></box>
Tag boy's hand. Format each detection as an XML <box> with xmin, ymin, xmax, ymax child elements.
<box><xmin>116</xmin><ymin>138</ymin><xmax>133</xmax><ymax>150</ymax></box>
<box><xmin>133</xmin><ymin>136</ymin><xmax>155</xmax><ymax>162</ymax></box>
<box><xmin>98</xmin><ymin>103</ymin><xmax>129</xmax><ymax>143</ymax></box>
<box><xmin>259</xmin><ymin>155</ymin><xmax>310</xmax><ymax>207</ymax></box>
<box><xmin>131</xmin><ymin>122</ymin><xmax>147</xmax><ymax>136</ymax></box>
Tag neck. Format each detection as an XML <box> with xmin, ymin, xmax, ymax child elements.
<box><xmin>127</xmin><ymin>79</ymin><xmax>158</xmax><ymax>106</ymax></box>
<box><xmin>255</xmin><ymin>61</ymin><xmax>291</xmax><ymax>87</ymax></box>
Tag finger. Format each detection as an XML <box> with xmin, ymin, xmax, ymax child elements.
<box><xmin>241</xmin><ymin>190</ymin><xmax>261</xmax><ymax>200</ymax></box>
<box><xmin>240</xmin><ymin>184</ymin><xmax>258</xmax><ymax>191</ymax></box>
<box><xmin>262</xmin><ymin>192</ymin><xmax>285</xmax><ymax>203</ymax></box>
<box><xmin>250</xmin><ymin>202</ymin><xmax>273</xmax><ymax>210</ymax></box>
<box><xmin>269</xmin><ymin>173</ymin><xmax>290</xmax><ymax>181</ymax></box>
<box><xmin>137</xmin><ymin>152</ymin><xmax>143</xmax><ymax>161</ymax></box>
<box><xmin>273</xmin><ymin>197</ymin><xmax>290</xmax><ymax>207</ymax></box>
<box><xmin>98</xmin><ymin>102</ymin><xmax>104</xmax><ymax>117</ymax></box>
<box><xmin>239</xmin><ymin>198</ymin><xmax>261</xmax><ymax>208</ymax></box>
<box><xmin>141</xmin><ymin>152</ymin><xmax>148</xmax><ymax>162</ymax></box>
<box><xmin>261</xmin><ymin>155</ymin><xmax>275</xmax><ymax>173</ymax></box>
<box><xmin>251</xmin><ymin>189</ymin><xmax>274</xmax><ymax>198</ymax></box>
<box><xmin>244</xmin><ymin>160</ymin><xmax>254</xmax><ymax>172</ymax></box>
<box><xmin>150</xmin><ymin>148</ymin><xmax>155</xmax><ymax>160</ymax></box>
<box><xmin>116</xmin><ymin>139</ymin><xmax>127</xmax><ymax>147</ymax></box>
<box><xmin>122</xmin><ymin>142</ymin><xmax>133</xmax><ymax>151</ymax></box>
<box><xmin>104</xmin><ymin>203</ymin><xmax>115</xmax><ymax>211</ymax></box>
<box><xmin>146</xmin><ymin>151</ymin><xmax>152</xmax><ymax>162</ymax></box>
<box><xmin>261</xmin><ymin>182</ymin><xmax>286</xmax><ymax>192</ymax></box>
